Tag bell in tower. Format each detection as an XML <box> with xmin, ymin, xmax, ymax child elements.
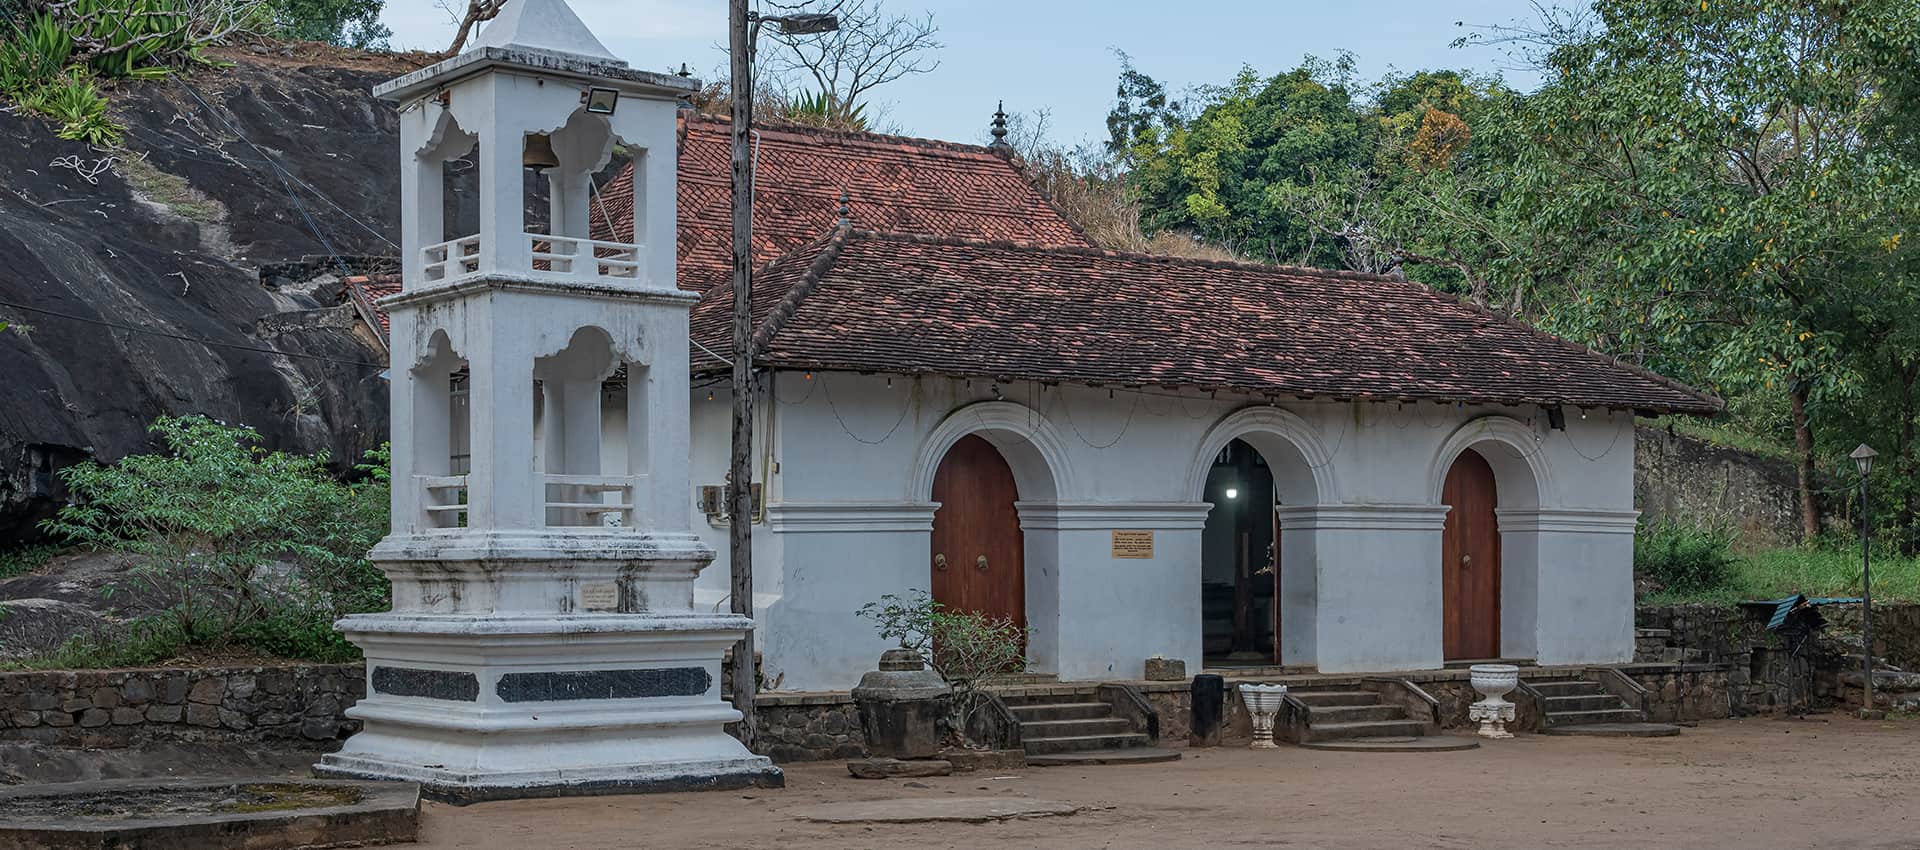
<box><xmin>316</xmin><ymin>0</ymin><xmax>780</xmax><ymax>800</ymax></box>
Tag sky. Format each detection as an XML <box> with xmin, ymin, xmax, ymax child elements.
<box><xmin>379</xmin><ymin>0</ymin><xmax>1560</xmax><ymax>147</ymax></box>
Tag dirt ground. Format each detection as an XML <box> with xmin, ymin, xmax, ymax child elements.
<box><xmin>412</xmin><ymin>716</ymin><xmax>1920</xmax><ymax>850</ymax></box>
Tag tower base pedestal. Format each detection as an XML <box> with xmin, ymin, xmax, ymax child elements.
<box><xmin>318</xmin><ymin>611</ymin><xmax>780</xmax><ymax>804</ymax></box>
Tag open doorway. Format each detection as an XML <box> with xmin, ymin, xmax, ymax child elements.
<box><xmin>1201</xmin><ymin>438</ymin><xmax>1278</xmax><ymax>666</ymax></box>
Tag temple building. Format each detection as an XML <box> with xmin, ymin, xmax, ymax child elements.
<box><xmin>345</xmin><ymin>34</ymin><xmax>1718</xmax><ymax>698</ymax></box>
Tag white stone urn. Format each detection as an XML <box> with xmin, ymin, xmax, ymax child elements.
<box><xmin>1238</xmin><ymin>683</ymin><xmax>1289</xmax><ymax>750</ymax></box>
<box><xmin>1468</xmin><ymin>664</ymin><xmax>1520</xmax><ymax>739</ymax></box>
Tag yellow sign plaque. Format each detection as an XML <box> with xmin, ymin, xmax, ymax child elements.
<box><xmin>1111</xmin><ymin>530</ymin><xmax>1155</xmax><ymax>559</ymax></box>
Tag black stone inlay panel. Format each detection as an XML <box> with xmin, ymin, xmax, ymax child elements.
<box><xmin>372</xmin><ymin>666</ymin><xmax>479</xmax><ymax>701</ymax></box>
<box><xmin>495</xmin><ymin>668</ymin><xmax>711</xmax><ymax>702</ymax></box>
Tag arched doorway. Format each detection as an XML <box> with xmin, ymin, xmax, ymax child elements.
<box><xmin>1201</xmin><ymin>438</ymin><xmax>1278</xmax><ymax>665</ymax></box>
<box><xmin>930</xmin><ymin>435</ymin><xmax>1025</xmax><ymax>628</ymax></box>
<box><xmin>1441</xmin><ymin>448</ymin><xmax>1501</xmax><ymax>660</ymax></box>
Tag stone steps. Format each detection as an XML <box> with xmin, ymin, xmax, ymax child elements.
<box><xmin>1005</xmin><ymin>691</ymin><xmax>1174</xmax><ymax>764</ymax></box>
<box><xmin>1018</xmin><ymin>718</ymin><xmax>1133</xmax><ymax>738</ymax></box>
<box><xmin>1286</xmin><ymin>685</ymin><xmax>1432</xmax><ymax>745</ymax></box>
<box><xmin>1526</xmin><ymin>676</ymin><xmax>1673</xmax><ymax>735</ymax></box>
<box><xmin>1529</xmin><ymin>680</ymin><xmax>1605</xmax><ymax>697</ymax></box>
<box><xmin>1301</xmin><ymin>719</ymin><xmax>1429</xmax><ymax>743</ymax></box>
<box><xmin>1544</xmin><ymin>694</ymin><xmax>1621</xmax><ymax>713</ymax></box>
<box><xmin>1548</xmin><ymin>708</ymin><xmax>1646</xmax><ymax>725</ymax></box>
<box><xmin>1007</xmin><ymin>702</ymin><xmax>1112</xmax><ymax>722</ymax></box>
<box><xmin>1289</xmin><ymin>690</ymin><xmax>1381</xmax><ymax>708</ymax></box>
<box><xmin>1303</xmin><ymin>704</ymin><xmax>1405</xmax><ymax>724</ymax></box>
<box><xmin>1022</xmin><ymin>732</ymin><xmax>1153</xmax><ymax>754</ymax></box>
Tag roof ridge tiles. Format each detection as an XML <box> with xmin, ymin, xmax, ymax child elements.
<box><xmin>750</xmin><ymin>224</ymin><xmax>854</xmax><ymax>356</ymax></box>
<box><xmin>684</xmin><ymin>112</ymin><xmax>1008</xmax><ymax>158</ymax></box>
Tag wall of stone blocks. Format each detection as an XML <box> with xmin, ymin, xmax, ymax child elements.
<box><xmin>0</xmin><ymin>664</ymin><xmax>364</xmax><ymax>747</ymax></box>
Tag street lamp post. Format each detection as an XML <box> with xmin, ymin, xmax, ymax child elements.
<box><xmin>1851</xmin><ymin>443</ymin><xmax>1879</xmax><ymax>718</ymax></box>
<box><xmin>727</xmin><ymin>1</ymin><xmax>837</xmax><ymax>751</ymax></box>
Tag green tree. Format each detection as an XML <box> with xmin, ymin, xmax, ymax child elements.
<box><xmin>272</xmin><ymin>0</ymin><xmax>389</xmax><ymax>49</ymax></box>
<box><xmin>1110</xmin><ymin>55</ymin><xmax>1378</xmax><ymax>266</ymax></box>
<box><xmin>40</xmin><ymin>416</ymin><xmax>389</xmax><ymax>662</ymax></box>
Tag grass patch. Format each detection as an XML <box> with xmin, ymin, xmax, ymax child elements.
<box><xmin>0</xmin><ymin>616</ymin><xmax>192</xmax><ymax>671</ymax></box>
<box><xmin>119</xmin><ymin>155</ymin><xmax>223</xmax><ymax>223</ymax></box>
<box><xmin>0</xmin><ymin>543</ymin><xmax>62</xmax><ymax>581</ymax></box>
<box><xmin>1642</xmin><ymin>545</ymin><xmax>1920</xmax><ymax>606</ymax></box>
<box><xmin>1641</xmin><ymin>416</ymin><xmax>1797</xmax><ymax>463</ymax></box>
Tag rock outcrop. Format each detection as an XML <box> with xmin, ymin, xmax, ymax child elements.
<box><xmin>0</xmin><ymin>50</ymin><xmax>422</xmax><ymax>538</ymax></box>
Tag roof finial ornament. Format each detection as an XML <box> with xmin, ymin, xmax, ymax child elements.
<box><xmin>837</xmin><ymin>188</ymin><xmax>851</xmax><ymax>226</ymax></box>
<box><xmin>989</xmin><ymin>100</ymin><xmax>1011</xmax><ymax>151</ymax></box>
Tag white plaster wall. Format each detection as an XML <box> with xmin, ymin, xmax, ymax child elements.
<box><xmin>687</xmin><ymin>371</ymin><xmax>1643</xmax><ymax>690</ymax></box>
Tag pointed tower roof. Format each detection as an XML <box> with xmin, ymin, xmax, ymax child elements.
<box><xmin>373</xmin><ymin>0</ymin><xmax>695</xmax><ymax>104</ymax></box>
<box><xmin>470</xmin><ymin>0</ymin><xmax>623</xmax><ymax>64</ymax></box>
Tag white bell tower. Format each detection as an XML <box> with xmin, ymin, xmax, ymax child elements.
<box><xmin>318</xmin><ymin>0</ymin><xmax>780</xmax><ymax>801</ymax></box>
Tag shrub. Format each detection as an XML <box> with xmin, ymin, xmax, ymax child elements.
<box><xmin>39</xmin><ymin>415</ymin><xmax>389</xmax><ymax>664</ymax></box>
<box><xmin>858</xmin><ymin>591</ymin><xmax>1026</xmax><ymax>742</ymax></box>
<box><xmin>1635</xmin><ymin>519</ymin><xmax>1737</xmax><ymax>594</ymax></box>
<box><xmin>40</xmin><ymin>70</ymin><xmax>119</xmax><ymax>145</ymax></box>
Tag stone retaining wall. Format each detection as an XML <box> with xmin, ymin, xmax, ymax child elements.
<box><xmin>749</xmin><ymin>692</ymin><xmax>865</xmax><ymax>763</ymax></box>
<box><xmin>0</xmin><ymin>664</ymin><xmax>364</xmax><ymax>747</ymax></box>
<box><xmin>1636</xmin><ymin>602</ymin><xmax>1920</xmax><ymax>714</ymax></box>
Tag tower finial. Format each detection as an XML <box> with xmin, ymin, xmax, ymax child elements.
<box><xmin>837</xmin><ymin>188</ymin><xmax>851</xmax><ymax>226</ymax></box>
<box><xmin>989</xmin><ymin>100</ymin><xmax>1010</xmax><ymax>150</ymax></box>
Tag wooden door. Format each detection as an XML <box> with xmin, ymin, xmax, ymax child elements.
<box><xmin>930</xmin><ymin>435</ymin><xmax>1025</xmax><ymax>627</ymax></box>
<box><xmin>1441</xmin><ymin>449</ymin><xmax>1501</xmax><ymax>660</ymax></box>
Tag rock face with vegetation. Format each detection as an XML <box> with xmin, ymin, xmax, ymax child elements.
<box><xmin>0</xmin><ymin>51</ymin><xmax>414</xmax><ymax>538</ymax></box>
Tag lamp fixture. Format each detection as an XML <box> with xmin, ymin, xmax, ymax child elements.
<box><xmin>583</xmin><ymin>87</ymin><xmax>619</xmax><ymax>114</ymax></box>
<box><xmin>1852</xmin><ymin>443</ymin><xmax>1878</xmax><ymax>478</ymax></box>
<box><xmin>1225</xmin><ymin>487</ymin><xmax>1239</xmax><ymax>500</ymax></box>
<box><xmin>1546</xmin><ymin>405</ymin><xmax>1566</xmax><ymax>431</ymax></box>
<box><xmin>768</xmin><ymin>12</ymin><xmax>838</xmax><ymax>34</ymax></box>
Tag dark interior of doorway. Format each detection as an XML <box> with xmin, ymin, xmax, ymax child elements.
<box><xmin>1201</xmin><ymin>438</ymin><xmax>1277</xmax><ymax>667</ymax></box>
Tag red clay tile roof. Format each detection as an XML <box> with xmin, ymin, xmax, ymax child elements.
<box><xmin>593</xmin><ymin>113</ymin><xmax>1095</xmax><ymax>290</ymax></box>
<box><xmin>688</xmin><ymin>228</ymin><xmax>1721</xmax><ymax>414</ymax></box>
<box><xmin>341</xmin><ymin>274</ymin><xmax>402</xmax><ymax>335</ymax></box>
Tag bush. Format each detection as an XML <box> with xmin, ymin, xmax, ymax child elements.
<box><xmin>1635</xmin><ymin>520</ymin><xmax>1737</xmax><ymax>594</ymax></box>
<box><xmin>38</xmin><ymin>415</ymin><xmax>389</xmax><ymax>665</ymax></box>
<box><xmin>1</xmin><ymin>0</ymin><xmax>262</xmax><ymax>147</ymax></box>
<box><xmin>858</xmin><ymin>591</ymin><xmax>1026</xmax><ymax>742</ymax></box>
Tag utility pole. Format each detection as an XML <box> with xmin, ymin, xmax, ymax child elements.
<box><xmin>726</xmin><ymin>0</ymin><xmax>759</xmax><ymax>750</ymax></box>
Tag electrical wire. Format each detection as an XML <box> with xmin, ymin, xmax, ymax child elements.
<box><xmin>0</xmin><ymin>299</ymin><xmax>388</xmax><ymax>370</ymax></box>
<box><xmin>169</xmin><ymin>79</ymin><xmax>383</xmax><ymax>279</ymax></box>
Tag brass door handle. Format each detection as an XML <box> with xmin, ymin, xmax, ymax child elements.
<box><xmin>934</xmin><ymin>553</ymin><xmax>948</xmax><ymax>571</ymax></box>
<box><xmin>975</xmin><ymin>555</ymin><xmax>989</xmax><ymax>572</ymax></box>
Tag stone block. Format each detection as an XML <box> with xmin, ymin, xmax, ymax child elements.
<box><xmin>259</xmin><ymin>671</ymin><xmax>294</xmax><ymax>695</ymax></box>
<box><xmin>219</xmin><ymin>708</ymin><xmax>251</xmax><ymax>730</ymax></box>
<box><xmin>62</xmin><ymin>698</ymin><xmax>91</xmax><ymax>713</ymax></box>
<box><xmin>847</xmin><ymin>758</ymin><xmax>953</xmax><ymax>779</ymax></box>
<box><xmin>121</xmin><ymin>678</ymin><xmax>154</xmax><ymax>705</ymax></box>
<box><xmin>24</xmin><ymin>691</ymin><xmax>59</xmax><ymax>712</ymax></box>
<box><xmin>90</xmin><ymin>687</ymin><xmax>121</xmax><ymax>709</ymax></box>
<box><xmin>301</xmin><ymin>716</ymin><xmax>339</xmax><ymax>740</ymax></box>
<box><xmin>185</xmin><ymin>703</ymin><xmax>221</xmax><ymax>728</ymax></box>
<box><xmin>187</xmin><ymin>677</ymin><xmax>224</xmax><ymax>705</ymax></box>
<box><xmin>145</xmin><ymin>704</ymin><xmax>184</xmax><ymax>723</ymax></box>
<box><xmin>8</xmin><ymin>710</ymin><xmax>41</xmax><ymax>728</ymax></box>
<box><xmin>1143</xmin><ymin>656</ymin><xmax>1187</xmax><ymax>681</ymax></box>
<box><xmin>158</xmin><ymin>675</ymin><xmax>190</xmax><ymax>705</ymax></box>
<box><xmin>78</xmin><ymin>708</ymin><xmax>110</xmax><ymax>728</ymax></box>
<box><xmin>111</xmin><ymin>707</ymin><xmax>144</xmax><ymax>726</ymax></box>
<box><xmin>942</xmin><ymin>748</ymin><xmax>1026</xmax><ymax>773</ymax></box>
<box><xmin>227</xmin><ymin>675</ymin><xmax>258</xmax><ymax>700</ymax></box>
